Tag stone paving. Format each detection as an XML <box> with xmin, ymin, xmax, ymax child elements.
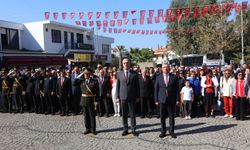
<box><xmin>0</xmin><ymin>113</ymin><xmax>250</xmax><ymax>150</ymax></box>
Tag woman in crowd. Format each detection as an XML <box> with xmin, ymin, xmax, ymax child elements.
<box><xmin>111</xmin><ymin>71</ymin><xmax>120</xmax><ymax>117</ymax></box>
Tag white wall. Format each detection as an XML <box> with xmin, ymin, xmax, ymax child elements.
<box><xmin>94</xmin><ymin>35</ymin><xmax>114</xmax><ymax>63</ymax></box>
<box><xmin>22</xmin><ymin>22</ymin><xmax>45</xmax><ymax>51</ymax></box>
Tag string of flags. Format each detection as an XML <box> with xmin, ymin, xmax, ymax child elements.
<box><xmin>45</xmin><ymin>1</ymin><xmax>248</xmax><ymax>24</ymax></box>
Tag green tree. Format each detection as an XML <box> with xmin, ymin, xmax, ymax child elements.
<box><xmin>129</xmin><ymin>48</ymin><xmax>154</xmax><ymax>63</ymax></box>
<box><xmin>116</xmin><ymin>45</ymin><xmax>127</xmax><ymax>69</ymax></box>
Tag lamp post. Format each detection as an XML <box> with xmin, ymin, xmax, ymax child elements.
<box><xmin>240</xmin><ymin>0</ymin><xmax>244</xmax><ymax>65</ymax></box>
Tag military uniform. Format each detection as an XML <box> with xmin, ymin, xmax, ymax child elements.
<box><xmin>2</xmin><ymin>76</ymin><xmax>13</xmax><ymax>113</ymax></box>
<box><xmin>12</xmin><ymin>75</ymin><xmax>23</xmax><ymax>112</ymax></box>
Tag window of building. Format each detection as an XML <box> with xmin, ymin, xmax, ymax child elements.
<box><xmin>1</xmin><ymin>28</ymin><xmax>19</xmax><ymax>49</ymax></box>
<box><xmin>51</xmin><ymin>29</ymin><xmax>61</xmax><ymax>43</ymax></box>
<box><xmin>102</xmin><ymin>44</ymin><xmax>110</xmax><ymax>54</ymax></box>
<box><xmin>76</xmin><ymin>33</ymin><xmax>83</xmax><ymax>43</ymax></box>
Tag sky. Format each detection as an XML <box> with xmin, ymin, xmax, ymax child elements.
<box><xmin>0</xmin><ymin>0</ymin><xmax>248</xmax><ymax>50</ymax></box>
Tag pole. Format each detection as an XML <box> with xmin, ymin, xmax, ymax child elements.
<box><xmin>241</xmin><ymin>0</ymin><xmax>244</xmax><ymax>65</ymax></box>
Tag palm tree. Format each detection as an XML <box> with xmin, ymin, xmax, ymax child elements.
<box><xmin>116</xmin><ymin>45</ymin><xmax>127</xmax><ymax>70</ymax></box>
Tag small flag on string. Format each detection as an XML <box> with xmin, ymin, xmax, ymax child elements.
<box><xmin>132</xmin><ymin>19</ymin><xmax>137</xmax><ymax>25</ymax></box>
<box><xmin>114</xmin><ymin>11</ymin><xmax>119</xmax><ymax>19</ymax></box>
<box><xmin>105</xmin><ymin>12</ymin><xmax>110</xmax><ymax>19</ymax></box>
<box><xmin>44</xmin><ymin>12</ymin><xmax>50</xmax><ymax>20</ymax></box>
<box><xmin>149</xmin><ymin>10</ymin><xmax>154</xmax><ymax>18</ymax></box>
<box><xmin>140</xmin><ymin>18</ymin><xmax>144</xmax><ymax>25</ymax></box>
<box><xmin>124</xmin><ymin>19</ymin><xmax>129</xmax><ymax>25</ymax></box>
<box><xmin>103</xmin><ymin>20</ymin><xmax>108</xmax><ymax>27</ymax></box>
<box><xmin>75</xmin><ymin>21</ymin><xmax>81</xmax><ymax>26</ymax></box>
<box><xmin>82</xmin><ymin>21</ymin><xmax>87</xmax><ymax>26</ymax></box>
<box><xmin>53</xmin><ymin>12</ymin><xmax>59</xmax><ymax>20</ymax></box>
<box><xmin>110</xmin><ymin>20</ymin><xmax>115</xmax><ymax>26</ymax></box>
<box><xmin>62</xmin><ymin>12</ymin><xmax>67</xmax><ymax>20</ymax></box>
<box><xmin>158</xmin><ymin>9</ymin><xmax>163</xmax><ymax>17</ymax></box>
<box><xmin>140</xmin><ymin>10</ymin><xmax>146</xmax><ymax>18</ymax></box>
<box><xmin>185</xmin><ymin>8</ymin><xmax>190</xmax><ymax>20</ymax></box>
<box><xmin>70</xmin><ymin>12</ymin><xmax>75</xmax><ymax>19</ymax></box>
<box><xmin>88</xmin><ymin>12</ymin><xmax>93</xmax><ymax>20</ymax></box>
<box><xmin>123</xmin><ymin>11</ymin><xmax>128</xmax><ymax>19</ymax></box>
<box><xmin>79</xmin><ymin>12</ymin><xmax>84</xmax><ymax>19</ymax></box>
<box><xmin>117</xmin><ymin>20</ymin><xmax>122</xmax><ymax>26</ymax></box>
<box><xmin>96</xmin><ymin>12</ymin><xmax>102</xmax><ymax>19</ymax></box>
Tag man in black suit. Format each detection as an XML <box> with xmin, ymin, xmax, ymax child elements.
<box><xmin>155</xmin><ymin>63</ymin><xmax>178</xmax><ymax>138</ymax></box>
<box><xmin>98</xmin><ymin>68</ymin><xmax>111</xmax><ymax>117</ymax></box>
<box><xmin>57</xmin><ymin>70</ymin><xmax>72</xmax><ymax>116</ymax></box>
<box><xmin>139</xmin><ymin>68</ymin><xmax>153</xmax><ymax>118</ymax></box>
<box><xmin>71</xmin><ymin>66</ymin><xmax>81</xmax><ymax>115</ymax></box>
<box><xmin>116</xmin><ymin>58</ymin><xmax>140</xmax><ymax>136</ymax></box>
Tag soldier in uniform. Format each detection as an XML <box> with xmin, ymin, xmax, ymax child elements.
<box><xmin>75</xmin><ymin>68</ymin><xmax>99</xmax><ymax>135</ymax></box>
<box><xmin>2</xmin><ymin>70</ymin><xmax>14</xmax><ymax>113</ymax></box>
<box><xmin>11</xmin><ymin>71</ymin><xmax>24</xmax><ymax>113</ymax></box>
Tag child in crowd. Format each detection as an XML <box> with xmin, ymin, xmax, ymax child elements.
<box><xmin>181</xmin><ymin>80</ymin><xmax>194</xmax><ymax>120</ymax></box>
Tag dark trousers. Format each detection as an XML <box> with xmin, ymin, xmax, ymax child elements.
<box><xmin>59</xmin><ymin>95</ymin><xmax>70</xmax><ymax>114</ymax></box>
<box><xmin>35</xmin><ymin>94</ymin><xmax>43</xmax><ymax>113</ymax></box>
<box><xmin>3</xmin><ymin>93</ymin><xmax>12</xmax><ymax>112</ymax></box>
<box><xmin>140</xmin><ymin>97</ymin><xmax>151</xmax><ymax>117</ymax></box>
<box><xmin>235</xmin><ymin>97</ymin><xmax>246</xmax><ymax>120</ymax></box>
<box><xmin>83</xmin><ymin>101</ymin><xmax>96</xmax><ymax>132</ymax></box>
<box><xmin>27</xmin><ymin>93</ymin><xmax>36</xmax><ymax>112</ymax></box>
<box><xmin>160</xmin><ymin>102</ymin><xmax>175</xmax><ymax>134</ymax></box>
<box><xmin>191</xmin><ymin>95</ymin><xmax>199</xmax><ymax>117</ymax></box>
<box><xmin>121</xmin><ymin>100</ymin><xmax>136</xmax><ymax>132</ymax></box>
<box><xmin>12</xmin><ymin>94</ymin><xmax>23</xmax><ymax>112</ymax></box>
<box><xmin>184</xmin><ymin>101</ymin><xmax>192</xmax><ymax>116</ymax></box>
<box><xmin>44</xmin><ymin>93</ymin><xmax>54</xmax><ymax>114</ymax></box>
<box><xmin>73</xmin><ymin>94</ymin><xmax>81</xmax><ymax>114</ymax></box>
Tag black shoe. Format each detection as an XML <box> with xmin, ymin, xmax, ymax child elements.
<box><xmin>170</xmin><ymin>133</ymin><xmax>177</xmax><ymax>139</ymax></box>
<box><xmin>159</xmin><ymin>133</ymin><xmax>166</xmax><ymax>138</ymax></box>
<box><xmin>105</xmin><ymin>114</ymin><xmax>109</xmax><ymax>118</ymax></box>
<box><xmin>147</xmin><ymin>115</ymin><xmax>152</xmax><ymax>119</ymax></box>
<box><xmin>83</xmin><ymin>130</ymin><xmax>91</xmax><ymax>135</ymax></box>
<box><xmin>131</xmin><ymin>131</ymin><xmax>138</xmax><ymax>136</ymax></box>
<box><xmin>140</xmin><ymin>116</ymin><xmax>145</xmax><ymax>119</ymax></box>
<box><xmin>92</xmin><ymin>131</ymin><xmax>97</xmax><ymax>135</ymax></box>
<box><xmin>122</xmin><ymin>131</ymin><xmax>129</xmax><ymax>136</ymax></box>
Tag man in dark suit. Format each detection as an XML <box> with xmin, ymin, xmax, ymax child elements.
<box><xmin>155</xmin><ymin>63</ymin><xmax>178</xmax><ymax>138</ymax></box>
<box><xmin>75</xmin><ymin>68</ymin><xmax>99</xmax><ymax>135</ymax></box>
<box><xmin>139</xmin><ymin>68</ymin><xmax>153</xmax><ymax>118</ymax></box>
<box><xmin>71</xmin><ymin>66</ymin><xmax>81</xmax><ymax>115</ymax></box>
<box><xmin>116</xmin><ymin>58</ymin><xmax>140</xmax><ymax>136</ymax></box>
<box><xmin>98</xmin><ymin>68</ymin><xmax>111</xmax><ymax>117</ymax></box>
<box><xmin>57</xmin><ymin>70</ymin><xmax>72</xmax><ymax>116</ymax></box>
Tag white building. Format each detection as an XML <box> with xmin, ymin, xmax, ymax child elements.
<box><xmin>0</xmin><ymin>20</ymin><xmax>114</xmax><ymax>67</ymax></box>
<box><xmin>153</xmin><ymin>46</ymin><xmax>178</xmax><ymax>65</ymax></box>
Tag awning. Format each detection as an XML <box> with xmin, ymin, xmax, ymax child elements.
<box><xmin>2</xmin><ymin>56</ymin><xmax>68</xmax><ymax>66</ymax></box>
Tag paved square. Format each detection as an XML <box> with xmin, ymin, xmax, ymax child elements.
<box><xmin>0</xmin><ymin>114</ymin><xmax>250</xmax><ymax>150</ymax></box>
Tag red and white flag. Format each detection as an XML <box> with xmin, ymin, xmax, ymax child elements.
<box><xmin>103</xmin><ymin>20</ymin><xmax>108</xmax><ymax>27</ymax></box>
<box><xmin>185</xmin><ymin>8</ymin><xmax>190</xmax><ymax>19</ymax></box>
<box><xmin>124</xmin><ymin>19</ymin><xmax>129</xmax><ymax>25</ymax></box>
<box><xmin>147</xmin><ymin>18</ymin><xmax>153</xmax><ymax>24</ymax></box>
<box><xmin>235</xmin><ymin>4</ymin><xmax>241</xmax><ymax>13</ymax></box>
<box><xmin>149</xmin><ymin>10</ymin><xmax>154</xmax><ymax>18</ymax></box>
<box><xmin>110</xmin><ymin>20</ymin><xmax>115</xmax><ymax>26</ymax></box>
<box><xmin>230</xmin><ymin>3</ymin><xmax>237</xmax><ymax>9</ymax></box>
<box><xmin>109</xmin><ymin>28</ymin><xmax>112</xmax><ymax>33</ymax></box>
<box><xmin>131</xmin><ymin>10</ymin><xmax>137</xmax><ymax>14</ymax></box>
<box><xmin>118</xmin><ymin>29</ymin><xmax>122</xmax><ymax>33</ymax></box>
<box><xmin>114</xmin><ymin>28</ymin><xmax>117</xmax><ymax>33</ymax></box>
<box><xmin>175</xmin><ymin>9</ymin><xmax>182</xmax><ymax>22</ymax></box>
<box><xmin>136</xmin><ymin>30</ymin><xmax>141</xmax><ymax>34</ymax></box>
<box><xmin>44</xmin><ymin>12</ymin><xmax>50</xmax><ymax>20</ymax></box>
<box><xmin>166</xmin><ymin>9</ymin><xmax>172</xmax><ymax>17</ymax></box>
<box><xmin>127</xmin><ymin>29</ymin><xmax>132</xmax><ymax>33</ymax></box>
<box><xmin>123</xmin><ymin>29</ymin><xmax>127</xmax><ymax>33</ymax></box>
<box><xmin>150</xmin><ymin>30</ymin><xmax>153</xmax><ymax>35</ymax></box>
<box><xmin>193</xmin><ymin>7</ymin><xmax>199</xmax><ymax>19</ymax></box>
<box><xmin>170</xmin><ymin>15</ymin><xmax>175</xmax><ymax>22</ymax></box>
<box><xmin>242</xmin><ymin>1</ymin><xmax>248</xmax><ymax>10</ymax></box>
<box><xmin>146</xmin><ymin>30</ymin><xmax>149</xmax><ymax>35</ymax></box>
<box><xmin>117</xmin><ymin>20</ymin><xmax>122</xmax><ymax>26</ymax></box>
<box><xmin>140</xmin><ymin>10</ymin><xmax>146</xmax><ymax>18</ymax></box>
<box><xmin>97</xmin><ymin>26</ymin><xmax>101</xmax><ymax>30</ymax></box>
<box><xmin>158</xmin><ymin>9</ymin><xmax>163</xmax><ymax>17</ymax></box>
<box><xmin>202</xmin><ymin>6</ymin><xmax>208</xmax><ymax>17</ymax></box>
<box><xmin>132</xmin><ymin>30</ymin><xmax>136</xmax><ymax>34</ymax></box>
<box><xmin>132</xmin><ymin>19</ymin><xmax>137</xmax><ymax>25</ymax></box>
<box><xmin>210</xmin><ymin>4</ymin><xmax>218</xmax><ymax>16</ymax></box>
<box><xmin>162</xmin><ymin>16</ymin><xmax>167</xmax><ymax>22</ymax></box>
<box><xmin>114</xmin><ymin>11</ymin><xmax>119</xmax><ymax>19</ymax></box>
<box><xmin>70</xmin><ymin>12</ymin><xmax>75</xmax><ymax>19</ymax></box>
<box><xmin>89</xmin><ymin>21</ymin><xmax>94</xmax><ymax>26</ymax></box>
<box><xmin>154</xmin><ymin>30</ymin><xmax>158</xmax><ymax>34</ymax></box>
<box><xmin>88</xmin><ymin>12</ymin><xmax>93</xmax><ymax>20</ymax></box>
<box><xmin>62</xmin><ymin>12</ymin><xmax>67</xmax><ymax>20</ymax></box>
<box><xmin>53</xmin><ymin>12</ymin><xmax>59</xmax><ymax>20</ymax></box>
<box><xmin>75</xmin><ymin>21</ymin><xmax>81</xmax><ymax>26</ymax></box>
<box><xmin>140</xmin><ymin>18</ymin><xmax>144</xmax><ymax>25</ymax></box>
<box><xmin>82</xmin><ymin>21</ymin><xmax>87</xmax><ymax>26</ymax></box>
<box><xmin>123</xmin><ymin>11</ymin><xmax>128</xmax><ymax>19</ymax></box>
<box><xmin>226</xmin><ymin>4</ymin><xmax>232</xmax><ymax>14</ymax></box>
<box><xmin>96</xmin><ymin>21</ymin><xmax>102</xmax><ymax>27</ymax></box>
<box><xmin>96</xmin><ymin>12</ymin><xmax>102</xmax><ymax>19</ymax></box>
<box><xmin>103</xmin><ymin>28</ymin><xmax>107</xmax><ymax>33</ymax></box>
<box><xmin>79</xmin><ymin>12</ymin><xmax>84</xmax><ymax>19</ymax></box>
<box><xmin>159</xmin><ymin>30</ymin><xmax>162</xmax><ymax>35</ymax></box>
<box><xmin>141</xmin><ymin>30</ymin><xmax>145</xmax><ymax>35</ymax></box>
<box><xmin>155</xmin><ymin>17</ymin><xmax>160</xmax><ymax>23</ymax></box>
<box><xmin>105</xmin><ymin>12</ymin><xmax>110</xmax><ymax>19</ymax></box>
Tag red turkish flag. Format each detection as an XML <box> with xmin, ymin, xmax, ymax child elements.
<box><xmin>150</xmin><ymin>30</ymin><xmax>153</xmax><ymax>35</ymax></box>
<box><xmin>103</xmin><ymin>28</ymin><xmax>107</xmax><ymax>33</ymax></box>
<box><xmin>114</xmin><ymin>11</ymin><xmax>119</xmax><ymax>19</ymax></box>
<box><xmin>132</xmin><ymin>19</ymin><xmax>137</xmax><ymax>25</ymax></box>
<box><xmin>141</xmin><ymin>30</ymin><xmax>145</xmax><ymax>35</ymax></box>
<box><xmin>170</xmin><ymin>15</ymin><xmax>175</xmax><ymax>22</ymax></box>
<box><xmin>202</xmin><ymin>6</ymin><xmax>208</xmax><ymax>17</ymax></box>
<box><xmin>117</xmin><ymin>20</ymin><xmax>122</xmax><ymax>26</ymax></box>
<box><xmin>140</xmin><ymin>10</ymin><xmax>146</xmax><ymax>18</ymax></box>
<box><xmin>226</xmin><ymin>4</ymin><xmax>232</xmax><ymax>14</ymax></box>
<box><xmin>218</xmin><ymin>4</ymin><xmax>227</xmax><ymax>15</ymax></box>
<box><xmin>147</xmin><ymin>18</ymin><xmax>152</xmax><ymax>24</ymax></box>
<box><xmin>131</xmin><ymin>10</ymin><xmax>137</xmax><ymax>14</ymax></box>
<box><xmin>193</xmin><ymin>7</ymin><xmax>199</xmax><ymax>19</ymax></box>
<box><xmin>127</xmin><ymin>29</ymin><xmax>131</xmax><ymax>33</ymax></box>
<box><xmin>75</xmin><ymin>21</ymin><xmax>81</xmax><ymax>26</ymax></box>
<box><xmin>177</xmin><ymin>14</ymin><xmax>182</xmax><ymax>23</ymax></box>
<box><xmin>155</xmin><ymin>17</ymin><xmax>160</xmax><ymax>23</ymax></box>
<box><xmin>162</xmin><ymin>16</ymin><xmax>167</xmax><ymax>22</ymax></box>
<box><xmin>242</xmin><ymin>1</ymin><xmax>248</xmax><ymax>10</ymax></box>
<box><xmin>136</xmin><ymin>30</ymin><xmax>141</xmax><ymax>34</ymax></box>
<box><xmin>114</xmin><ymin>28</ymin><xmax>117</xmax><ymax>33</ymax></box>
<box><xmin>166</xmin><ymin>9</ymin><xmax>172</xmax><ymax>17</ymax></box>
<box><xmin>44</xmin><ymin>12</ymin><xmax>50</xmax><ymax>20</ymax></box>
<box><xmin>146</xmin><ymin>30</ymin><xmax>149</xmax><ymax>35</ymax></box>
<box><xmin>89</xmin><ymin>21</ymin><xmax>94</xmax><ymax>26</ymax></box>
<box><xmin>185</xmin><ymin>8</ymin><xmax>190</xmax><ymax>20</ymax></box>
<box><xmin>96</xmin><ymin>12</ymin><xmax>101</xmax><ymax>19</ymax></box>
<box><xmin>118</xmin><ymin>29</ymin><xmax>122</xmax><ymax>33</ymax></box>
<box><xmin>210</xmin><ymin>4</ymin><xmax>218</xmax><ymax>16</ymax></box>
<box><xmin>123</xmin><ymin>11</ymin><xmax>128</xmax><ymax>19</ymax></box>
<box><xmin>105</xmin><ymin>12</ymin><xmax>110</xmax><ymax>19</ymax></box>
<box><xmin>154</xmin><ymin>30</ymin><xmax>158</xmax><ymax>34</ymax></box>
<box><xmin>79</xmin><ymin>12</ymin><xmax>84</xmax><ymax>19</ymax></box>
<box><xmin>110</xmin><ymin>20</ymin><xmax>115</xmax><ymax>26</ymax></box>
<box><xmin>109</xmin><ymin>28</ymin><xmax>112</xmax><ymax>33</ymax></box>
<box><xmin>159</xmin><ymin>30</ymin><xmax>162</xmax><ymax>35</ymax></box>
<box><xmin>88</xmin><ymin>12</ymin><xmax>93</xmax><ymax>20</ymax></box>
<box><xmin>231</xmin><ymin>3</ymin><xmax>237</xmax><ymax>9</ymax></box>
<box><xmin>149</xmin><ymin>10</ymin><xmax>154</xmax><ymax>18</ymax></box>
<box><xmin>53</xmin><ymin>12</ymin><xmax>58</xmax><ymax>20</ymax></box>
<box><xmin>124</xmin><ymin>19</ymin><xmax>129</xmax><ymax>25</ymax></box>
<box><xmin>175</xmin><ymin>9</ymin><xmax>182</xmax><ymax>17</ymax></box>
<box><xmin>140</xmin><ymin>18</ymin><xmax>144</xmax><ymax>25</ymax></box>
<box><xmin>103</xmin><ymin>20</ymin><xmax>108</xmax><ymax>27</ymax></box>
<box><xmin>132</xmin><ymin>30</ymin><xmax>136</xmax><ymax>34</ymax></box>
<box><xmin>82</xmin><ymin>21</ymin><xmax>87</xmax><ymax>26</ymax></box>
<box><xmin>62</xmin><ymin>12</ymin><xmax>67</xmax><ymax>20</ymax></box>
<box><xmin>235</xmin><ymin>4</ymin><xmax>241</xmax><ymax>13</ymax></box>
<box><xmin>158</xmin><ymin>9</ymin><xmax>163</xmax><ymax>17</ymax></box>
<box><xmin>96</xmin><ymin>21</ymin><xmax>102</xmax><ymax>27</ymax></box>
<box><xmin>123</xmin><ymin>29</ymin><xmax>127</xmax><ymax>33</ymax></box>
<box><xmin>70</xmin><ymin>12</ymin><xmax>75</xmax><ymax>19</ymax></box>
<box><xmin>97</xmin><ymin>26</ymin><xmax>101</xmax><ymax>30</ymax></box>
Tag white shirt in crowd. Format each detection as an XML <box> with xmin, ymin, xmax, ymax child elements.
<box><xmin>220</xmin><ymin>76</ymin><xmax>234</xmax><ymax>97</ymax></box>
<box><xmin>181</xmin><ymin>86</ymin><xmax>193</xmax><ymax>101</ymax></box>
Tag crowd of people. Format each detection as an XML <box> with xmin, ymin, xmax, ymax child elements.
<box><xmin>0</xmin><ymin>60</ymin><xmax>250</xmax><ymax>137</ymax></box>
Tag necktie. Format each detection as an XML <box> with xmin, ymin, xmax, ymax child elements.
<box><xmin>125</xmin><ymin>71</ymin><xmax>128</xmax><ymax>83</ymax></box>
<box><xmin>164</xmin><ymin>74</ymin><xmax>168</xmax><ymax>97</ymax></box>
<box><xmin>61</xmin><ymin>77</ymin><xmax>64</xmax><ymax>86</ymax></box>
